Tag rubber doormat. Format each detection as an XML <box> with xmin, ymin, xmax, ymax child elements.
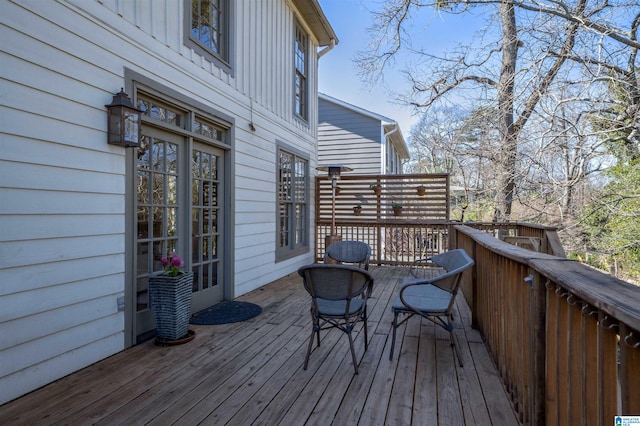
<box><xmin>190</xmin><ymin>301</ymin><xmax>262</xmax><ymax>325</ymax></box>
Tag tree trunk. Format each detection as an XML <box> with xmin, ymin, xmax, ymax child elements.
<box><xmin>493</xmin><ymin>0</ymin><xmax>519</xmax><ymax>222</ymax></box>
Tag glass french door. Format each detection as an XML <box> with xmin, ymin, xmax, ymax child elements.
<box><xmin>190</xmin><ymin>142</ymin><xmax>223</xmax><ymax>312</ymax></box>
<box><xmin>134</xmin><ymin>128</ymin><xmax>224</xmax><ymax>339</ymax></box>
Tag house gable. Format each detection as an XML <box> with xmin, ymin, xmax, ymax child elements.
<box><xmin>318</xmin><ymin>93</ymin><xmax>409</xmax><ymax>175</ymax></box>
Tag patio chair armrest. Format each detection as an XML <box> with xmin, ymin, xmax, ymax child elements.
<box><xmin>410</xmin><ymin>257</ymin><xmax>434</xmax><ymax>277</ymax></box>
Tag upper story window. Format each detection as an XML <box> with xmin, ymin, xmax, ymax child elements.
<box><xmin>185</xmin><ymin>0</ymin><xmax>231</xmax><ymax>73</ymax></box>
<box><xmin>294</xmin><ymin>22</ymin><xmax>308</xmax><ymax>121</ymax></box>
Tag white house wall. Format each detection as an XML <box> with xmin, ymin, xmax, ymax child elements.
<box><xmin>0</xmin><ymin>0</ymin><xmax>323</xmax><ymax>404</ymax></box>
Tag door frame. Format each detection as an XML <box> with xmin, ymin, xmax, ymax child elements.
<box><xmin>122</xmin><ymin>70</ymin><xmax>236</xmax><ymax>347</ymax></box>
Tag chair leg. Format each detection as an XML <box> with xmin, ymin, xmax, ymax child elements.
<box><xmin>389</xmin><ymin>310</ymin><xmax>398</xmax><ymax>361</ymax></box>
<box><xmin>304</xmin><ymin>313</ymin><xmax>319</xmax><ymax>370</ymax></box>
<box><xmin>363</xmin><ymin>309</ymin><xmax>368</xmax><ymax>350</ymax></box>
<box><xmin>347</xmin><ymin>331</ymin><xmax>359</xmax><ymax>374</ymax></box>
<box><xmin>314</xmin><ymin>314</ymin><xmax>321</xmax><ymax>347</ymax></box>
<box><xmin>304</xmin><ymin>328</ymin><xmax>315</xmax><ymax>370</ymax></box>
<box><xmin>448</xmin><ymin>325</ymin><xmax>464</xmax><ymax>367</ymax></box>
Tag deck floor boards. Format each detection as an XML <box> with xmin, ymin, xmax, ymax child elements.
<box><xmin>0</xmin><ymin>266</ymin><xmax>518</xmax><ymax>425</ymax></box>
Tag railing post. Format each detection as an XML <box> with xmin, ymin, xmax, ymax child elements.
<box><xmin>619</xmin><ymin>323</ymin><xmax>640</xmax><ymax>415</ymax></box>
<box><xmin>448</xmin><ymin>222</ymin><xmax>456</xmax><ymax>250</ymax></box>
<box><xmin>530</xmin><ymin>271</ymin><xmax>547</xmax><ymax>425</ymax></box>
<box><xmin>469</xmin><ymin>234</ymin><xmax>479</xmax><ymax>330</ymax></box>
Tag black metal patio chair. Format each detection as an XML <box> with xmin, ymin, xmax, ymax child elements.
<box><xmin>323</xmin><ymin>240</ymin><xmax>371</xmax><ymax>270</ymax></box>
<box><xmin>298</xmin><ymin>263</ymin><xmax>374</xmax><ymax>374</ymax></box>
<box><xmin>389</xmin><ymin>248</ymin><xmax>474</xmax><ymax>366</ymax></box>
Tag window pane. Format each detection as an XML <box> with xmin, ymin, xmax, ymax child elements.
<box><xmin>191</xmin><ymin>0</ymin><xmax>225</xmax><ymax>57</ymax></box>
<box><xmin>294</xmin><ymin>23</ymin><xmax>308</xmax><ymax>118</ymax></box>
<box><xmin>152</xmin><ymin>174</ymin><xmax>165</xmax><ymax>204</ymax></box>
<box><xmin>152</xmin><ymin>141</ymin><xmax>163</xmax><ymax>170</ymax></box>
<box><xmin>167</xmin><ymin>143</ymin><xmax>178</xmax><ymax>173</ymax></box>
<box><xmin>138</xmin><ymin>136</ymin><xmax>150</xmax><ymax>169</ymax></box>
<box><xmin>137</xmin><ymin>171</ymin><xmax>149</xmax><ymax>204</ymax></box>
<box><xmin>137</xmin><ymin>208</ymin><xmax>149</xmax><ymax>238</ymax></box>
<box><xmin>194</xmin><ymin>117</ymin><xmax>224</xmax><ymax>142</ymax></box>
<box><xmin>138</xmin><ymin>95</ymin><xmax>184</xmax><ymax>129</ymax></box>
<box><xmin>279</xmin><ymin>203</ymin><xmax>290</xmax><ymax>249</ymax></box>
<box><xmin>152</xmin><ymin>207</ymin><xmax>163</xmax><ymax>237</ymax></box>
<box><xmin>295</xmin><ymin>157</ymin><xmax>306</xmax><ymax>200</ymax></box>
<box><xmin>279</xmin><ymin>152</ymin><xmax>292</xmax><ymax>201</ymax></box>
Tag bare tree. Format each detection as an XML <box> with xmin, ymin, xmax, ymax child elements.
<box><xmin>358</xmin><ymin>0</ymin><xmax>640</xmax><ymax>221</ymax></box>
<box><xmin>408</xmin><ymin>105</ymin><xmax>501</xmax><ymax>220</ymax></box>
<box><xmin>516</xmin><ymin>91</ymin><xmax>609</xmax><ymax>223</ymax></box>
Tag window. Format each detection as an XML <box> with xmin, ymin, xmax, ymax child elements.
<box><xmin>138</xmin><ymin>96</ymin><xmax>185</xmax><ymax>128</ymax></box>
<box><xmin>294</xmin><ymin>22</ymin><xmax>308</xmax><ymax>120</ymax></box>
<box><xmin>276</xmin><ymin>144</ymin><xmax>309</xmax><ymax>260</ymax></box>
<box><xmin>185</xmin><ymin>0</ymin><xmax>231</xmax><ymax>72</ymax></box>
<box><xmin>386</xmin><ymin>139</ymin><xmax>402</xmax><ymax>174</ymax></box>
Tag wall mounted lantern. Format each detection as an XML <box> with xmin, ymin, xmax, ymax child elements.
<box><xmin>106</xmin><ymin>88</ymin><xmax>142</xmax><ymax>147</ymax></box>
<box><xmin>316</xmin><ymin>164</ymin><xmax>353</xmax><ymax>247</ymax></box>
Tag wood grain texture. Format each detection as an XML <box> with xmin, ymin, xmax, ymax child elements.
<box><xmin>0</xmin><ymin>266</ymin><xmax>517</xmax><ymax>425</ymax></box>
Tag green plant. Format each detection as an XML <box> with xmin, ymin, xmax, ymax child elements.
<box><xmin>392</xmin><ymin>202</ymin><xmax>402</xmax><ymax>209</ymax></box>
<box><xmin>369</xmin><ymin>183</ymin><xmax>379</xmax><ymax>189</ymax></box>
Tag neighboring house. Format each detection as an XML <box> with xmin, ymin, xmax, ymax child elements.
<box><xmin>0</xmin><ymin>0</ymin><xmax>336</xmax><ymax>404</ymax></box>
<box><xmin>318</xmin><ymin>93</ymin><xmax>410</xmax><ymax>175</ymax></box>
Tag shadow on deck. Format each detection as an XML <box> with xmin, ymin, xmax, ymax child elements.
<box><xmin>0</xmin><ymin>266</ymin><xmax>518</xmax><ymax>425</ymax></box>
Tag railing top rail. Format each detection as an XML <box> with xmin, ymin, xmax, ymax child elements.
<box><xmin>316</xmin><ymin>173</ymin><xmax>450</xmax><ymax>181</ymax></box>
<box><xmin>456</xmin><ymin>224</ymin><xmax>640</xmax><ymax>331</ymax></box>
<box><xmin>316</xmin><ymin>219</ymin><xmax>454</xmax><ymax>225</ymax></box>
<box><xmin>464</xmin><ymin>221</ymin><xmax>558</xmax><ymax>231</ymax></box>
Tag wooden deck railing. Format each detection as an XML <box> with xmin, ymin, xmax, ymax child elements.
<box><xmin>315</xmin><ymin>219</ymin><xmax>564</xmax><ymax>264</ymax></box>
<box><xmin>455</xmin><ymin>224</ymin><xmax>640</xmax><ymax>425</ymax></box>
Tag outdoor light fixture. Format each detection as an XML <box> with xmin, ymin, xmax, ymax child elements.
<box><xmin>316</xmin><ymin>164</ymin><xmax>353</xmax><ymax>247</ymax></box>
<box><xmin>106</xmin><ymin>88</ymin><xmax>142</xmax><ymax>147</ymax></box>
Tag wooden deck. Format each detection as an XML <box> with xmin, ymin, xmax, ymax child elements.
<box><xmin>0</xmin><ymin>266</ymin><xmax>518</xmax><ymax>425</ymax></box>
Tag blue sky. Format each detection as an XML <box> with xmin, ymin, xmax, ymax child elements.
<box><xmin>317</xmin><ymin>0</ymin><xmax>485</xmax><ymax>140</ymax></box>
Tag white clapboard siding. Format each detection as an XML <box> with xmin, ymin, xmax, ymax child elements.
<box><xmin>1</xmin><ymin>294</ymin><xmax>120</xmax><ymax>349</ymax></box>
<box><xmin>0</xmin><ymin>214</ymin><xmax>122</xmax><ymax>242</ymax></box>
<box><xmin>3</xmin><ymin>113</ymin><xmax>112</xmax><ymax>160</ymax></box>
<box><xmin>1</xmin><ymin>162</ymin><xmax>124</xmax><ymax>194</ymax></box>
<box><xmin>1</xmin><ymin>0</ymin><xmax>327</xmax><ymax>404</ymax></box>
<box><xmin>0</xmin><ymin>333</ymin><xmax>124</xmax><ymax>406</ymax></box>
<box><xmin>0</xmin><ymin>255</ymin><xmax>124</xmax><ymax>295</ymax></box>
<box><xmin>0</xmin><ymin>278</ymin><xmax>122</xmax><ymax>350</ymax></box>
<box><xmin>1</xmin><ymin>188</ymin><xmax>124</xmax><ymax>215</ymax></box>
